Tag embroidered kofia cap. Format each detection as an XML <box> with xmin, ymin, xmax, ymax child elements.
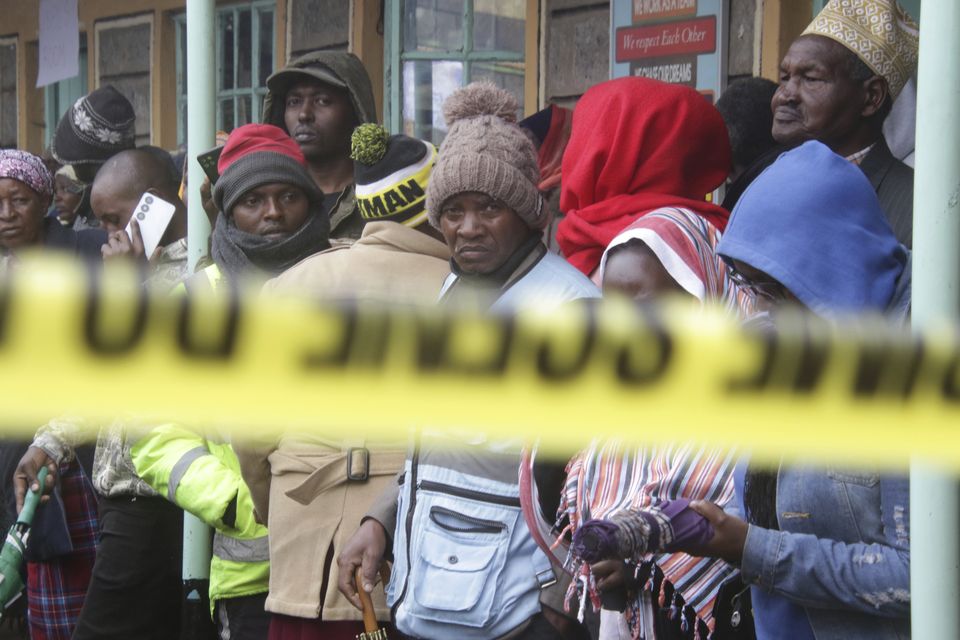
<box><xmin>802</xmin><ymin>0</ymin><xmax>919</xmax><ymax>99</ymax></box>
<box><xmin>51</xmin><ymin>85</ymin><xmax>136</xmax><ymax>166</ymax></box>
<box><xmin>351</xmin><ymin>124</ymin><xmax>436</xmax><ymax>228</ymax></box>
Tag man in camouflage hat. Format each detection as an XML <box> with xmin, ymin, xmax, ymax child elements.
<box><xmin>262</xmin><ymin>52</ymin><xmax>378</xmax><ymax>246</ymax></box>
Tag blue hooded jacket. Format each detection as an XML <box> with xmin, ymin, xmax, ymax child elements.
<box><xmin>722</xmin><ymin>141</ymin><xmax>912</xmax><ymax>640</ymax></box>
<box><xmin>717</xmin><ymin>141</ymin><xmax>907</xmax><ymax>317</ymax></box>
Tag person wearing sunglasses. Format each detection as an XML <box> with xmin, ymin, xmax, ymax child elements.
<box><xmin>673</xmin><ymin>140</ymin><xmax>911</xmax><ymax>640</ymax></box>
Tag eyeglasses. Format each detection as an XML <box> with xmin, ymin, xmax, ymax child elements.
<box><xmin>726</xmin><ymin>263</ymin><xmax>788</xmax><ymax>303</ymax></box>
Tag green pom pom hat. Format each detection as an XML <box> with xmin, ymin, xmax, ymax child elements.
<box><xmin>351</xmin><ymin>125</ymin><xmax>437</xmax><ymax>228</ymax></box>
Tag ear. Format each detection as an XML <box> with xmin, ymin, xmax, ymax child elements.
<box><xmin>861</xmin><ymin>75</ymin><xmax>889</xmax><ymax>118</ymax></box>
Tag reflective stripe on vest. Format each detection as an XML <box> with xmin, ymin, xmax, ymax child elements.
<box><xmin>213</xmin><ymin>532</ymin><xmax>270</xmax><ymax>563</ymax></box>
<box><xmin>168</xmin><ymin>446</ymin><xmax>211</xmax><ymax>502</ymax></box>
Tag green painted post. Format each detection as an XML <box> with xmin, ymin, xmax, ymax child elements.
<box><xmin>910</xmin><ymin>0</ymin><xmax>960</xmax><ymax>636</ymax></box>
<box><xmin>186</xmin><ymin>0</ymin><xmax>216</xmax><ymax>272</ymax></box>
<box><xmin>183</xmin><ymin>1</ymin><xmax>216</xmax><ymax>638</ymax></box>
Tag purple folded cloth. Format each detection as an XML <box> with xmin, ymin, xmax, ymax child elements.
<box><xmin>572</xmin><ymin>499</ymin><xmax>714</xmax><ymax>562</ymax></box>
<box><xmin>660</xmin><ymin>498</ymin><xmax>714</xmax><ymax>552</ymax></box>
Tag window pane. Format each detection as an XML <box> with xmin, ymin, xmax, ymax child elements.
<box><xmin>258</xmin><ymin>10</ymin><xmax>274</xmax><ymax>86</ymax></box>
<box><xmin>403</xmin><ymin>0</ymin><xmax>464</xmax><ymax>53</ymax></box>
<box><xmin>470</xmin><ymin>61</ymin><xmax>524</xmax><ymax>116</ymax></box>
<box><xmin>473</xmin><ymin>0</ymin><xmax>525</xmax><ymax>53</ymax></box>
<box><xmin>179</xmin><ymin>102</ymin><xmax>187</xmax><ymax>145</ymax></box>
<box><xmin>221</xmin><ymin>98</ymin><xmax>235</xmax><ymax>132</ymax></box>
<box><xmin>402</xmin><ymin>59</ymin><xmax>463</xmax><ymax>144</ymax></box>
<box><xmin>237</xmin><ymin>95</ymin><xmax>252</xmax><ymax>127</ymax></box>
<box><xmin>178</xmin><ymin>21</ymin><xmax>187</xmax><ymax>96</ymax></box>
<box><xmin>237</xmin><ymin>9</ymin><xmax>252</xmax><ymax>88</ymax></box>
<box><xmin>220</xmin><ymin>12</ymin><xmax>235</xmax><ymax>90</ymax></box>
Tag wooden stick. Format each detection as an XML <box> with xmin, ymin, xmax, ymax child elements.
<box><xmin>356</xmin><ymin>566</ymin><xmax>379</xmax><ymax>633</ymax></box>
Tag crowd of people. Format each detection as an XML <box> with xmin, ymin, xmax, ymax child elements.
<box><xmin>0</xmin><ymin>0</ymin><xmax>919</xmax><ymax>639</ymax></box>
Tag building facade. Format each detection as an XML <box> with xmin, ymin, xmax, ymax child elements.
<box><xmin>0</xmin><ymin>0</ymin><xmax>921</xmax><ymax>155</ymax></box>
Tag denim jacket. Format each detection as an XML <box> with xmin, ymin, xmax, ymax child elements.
<box><xmin>740</xmin><ymin>465</ymin><xmax>910</xmax><ymax>640</ymax></box>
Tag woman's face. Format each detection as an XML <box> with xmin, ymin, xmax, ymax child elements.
<box><xmin>602</xmin><ymin>242</ymin><xmax>687</xmax><ymax>302</ymax></box>
<box><xmin>53</xmin><ymin>174</ymin><xmax>84</xmax><ymax>221</ymax></box>
<box><xmin>0</xmin><ymin>178</ymin><xmax>48</xmax><ymax>250</ymax></box>
<box><xmin>230</xmin><ymin>183</ymin><xmax>311</xmax><ymax>240</ymax></box>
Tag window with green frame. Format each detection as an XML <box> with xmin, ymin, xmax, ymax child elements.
<box><xmin>386</xmin><ymin>0</ymin><xmax>528</xmax><ymax>144</ymax></box>
<box><xmin>174</xmin><ymin>1</ymin><xmax>275</xmax><ymax>144</ymax></box>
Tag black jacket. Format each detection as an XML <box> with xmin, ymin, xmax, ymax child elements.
<box><xmin>859</xmin><ymin>137</ymin><xmax>914</xmax><ymax>248</ymax></box>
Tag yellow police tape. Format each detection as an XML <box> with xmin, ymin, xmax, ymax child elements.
<box><xmin>0</xmin><ymin>254</ymin><xmax>957</xmax><ymax>470</ymax></box>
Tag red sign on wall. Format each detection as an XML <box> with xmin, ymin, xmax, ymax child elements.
<box><xmin>615</xmin><ymin>16</ymin><xmax>717</xmax><ymax>63</ymax></box>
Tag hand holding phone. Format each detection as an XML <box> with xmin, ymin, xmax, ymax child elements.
<box><xmin>126</xmin><ymin>192</ymin><xmax>176</xmax><ymax>258</ymax></box>
<box><xmin>197</xmin><ymin>146</ymin><xmax>224</xmax><ymax>185</ymax></box>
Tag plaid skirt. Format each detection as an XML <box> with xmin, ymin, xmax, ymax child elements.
<box><xmin>26</xmin><ymin>460</ymin><xmax>98</xmax><ymax>640</ymax></box>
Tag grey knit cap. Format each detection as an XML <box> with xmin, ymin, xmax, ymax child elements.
<box><xmin>426</xmin><ymin>82</ymin><xmax>544</xmax><ymax>230</ymax></box>
<box><xmin>213</xmin><ymin>151</ymin><xmax>323</xmax><ymax>216</ymax></box>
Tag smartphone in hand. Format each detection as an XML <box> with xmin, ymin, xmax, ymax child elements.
<box><xmin>197</xmin><ymin>146</ymin><xmax>224</xmax><ymax>185</ymax></box>
<box><xmin>127</xmin><ymin>192</ymin><xmax>176</xmax><ymax>258</ymax></box>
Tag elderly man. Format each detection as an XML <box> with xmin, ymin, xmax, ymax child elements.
<box><xmin>89</xmin><ymin>148</ymin><xmax>190</xmax><ymax>290</ymax></box>
<box><xmin>337</xmin><ymin>83</ymin><xmax>597</xmax><ymax>640</ymax></box>
<box><xmin>262</xmin><ymin>52</ymin><xmax>378</xmax><ymax>246</ymax></box>
<box><xmin>771</xmin><ymin>0</ymin><xmax>918</xmax><ymax>246</ymax></box>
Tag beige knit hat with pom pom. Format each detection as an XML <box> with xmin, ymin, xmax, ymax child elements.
<box><xmin>426</xmin><ymin>82</ymin><xmax>545</xmax><ymax>230</ymax></box>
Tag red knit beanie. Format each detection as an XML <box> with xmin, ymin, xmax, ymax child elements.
<box><xmin>217</xmin><ymin>123</ymin><xmax>306</xmax><ymax>174</ymax></box>
<box><xmin>212</xmin><ymin>123</ymin><xmax>321</xmax><ymax>216</ymax></box>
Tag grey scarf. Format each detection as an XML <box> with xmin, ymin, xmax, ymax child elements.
<box><xmin>210</xmin><ymin>209</ymin><xmax>330</xmax><ymax>277</ymax></box>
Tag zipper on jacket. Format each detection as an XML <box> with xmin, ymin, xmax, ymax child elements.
<box><xmin>393</xmin><ymin>437</ymin><xmax>420</xmax><ymax>611</ymax></box>
<box><xmin>429</xmin><ymin>505</ymin><xmax>507</xmax><ymax>535</ymax></box>
<box><xmin>418</xmin><ymin>479</ymin><xmax>521</xmax><ymax>508</ymax></box>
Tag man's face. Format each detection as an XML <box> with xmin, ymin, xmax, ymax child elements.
<box><xmin>283</xmin><ymin>79</ymin><xmax>356</xmax><ymax>162</ymax></box>
<box><xmin>771</xmin><ymin>35</ymin><xmax>868</xmax><ymax>153</ymax></box>
<box><xmin>230</xmin><ymin>183</ymin><xmax>311</xmax><ymax>240</ymax></box>
<box><xmin>439</xmin><ymin>192</ymin><xmax>532</xmax><ymax>275</ymax></box>
<box><xmin>0</xmin><ymin>178</ymin><xmax>48</xmax><ymax>250</ymax></box>
<box><xmin>90</xmin><ymin>175</ymin><xmax>140</xmax><ymax>233</ymax></box>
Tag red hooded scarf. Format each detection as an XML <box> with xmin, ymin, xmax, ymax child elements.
<box><xmin>556</xmin><ymin>77</ymin><xmax>731</xmax><ymax>276</ymax></box>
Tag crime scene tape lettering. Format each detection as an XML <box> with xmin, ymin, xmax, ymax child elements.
<box><xmin>0</xmin><ymin>254</ymin><xmax>958</xmax><ymax>469</ymax></box>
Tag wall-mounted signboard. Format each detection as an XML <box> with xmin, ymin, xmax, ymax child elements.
<box><xmin>610</xmin><ymin>0</ymin><xmax>729</xmax><ymax>102</ymax></box>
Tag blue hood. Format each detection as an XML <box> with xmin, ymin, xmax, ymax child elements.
<box><xmin>717</xmin><ymin>141</ymin><xmax>907</xmax><ymax>316</ymax></box>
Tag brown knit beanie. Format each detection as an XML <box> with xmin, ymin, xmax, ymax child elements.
<box><xmin>426</xmin><ymin>82</ymin><xmax>545</xmax><ymax>230</ymax></box>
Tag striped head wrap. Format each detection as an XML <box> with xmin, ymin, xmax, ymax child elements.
<box><xmin>599</xmin><ymin>207</ymin><xmax>756</xmax><ymax>315</ymax></box>
<box><xmin>0</xmin><ymin>150</ymin><xmax>54</xmax><ymax>200</ymax></box>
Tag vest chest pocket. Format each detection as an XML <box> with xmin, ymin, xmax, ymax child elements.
<box><xmin>414</xmin><ymin>528</ymin><xmax>501</xmax><ymax>614</ymax></box>
<box><xmin>406</xmin><ymin>491</ymin><xmax>518</xmax><ymax>628</ymax></box>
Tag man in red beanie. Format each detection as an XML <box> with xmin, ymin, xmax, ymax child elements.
<box><xmin>184</xmin><ymin>123</ymin><xmax>329</xmax><ymax>286</ymax></box>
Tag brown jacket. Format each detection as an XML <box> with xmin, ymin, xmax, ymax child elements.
<box><xmin>238</xmin><ymin>221</ymin><xmax>450</xmax><ymax>620</ymax></box>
